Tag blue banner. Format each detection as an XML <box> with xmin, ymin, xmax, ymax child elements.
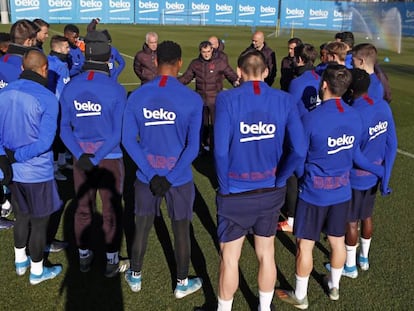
<box><xmin>7</xmin><ymin>0</ymin><xmax>414</xmax><ymax>36</ymax></box>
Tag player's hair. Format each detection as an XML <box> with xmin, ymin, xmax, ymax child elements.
<box><xmin>294</xmin><ymin>43</ymin><xmax>318</xmax><ymax>65</ymax></box>
<box><xmin>145</xmin><ymin>32</ymin><xmax>158</xmax><ymax>44</ymax></box>
<box><xmin>50</xmin><ymin>35</ymin><xmax>68</xmax><ymax>50</ymax></box>
<box><xmin>288</xmin><ymin>37</ymin><xmax>302</xmax><ymax>46</ymax></box>
<box><xmin>199</xmin><ymin>40</ymin><xmax>212</xmax><ymax>51</ymax></box>
<box><xmin>334</xmin><ymin>32</ymin><xmax>343</xmax><ymax>41</ymax></box>
<box><xmin>341</xmin><ymin>31</ymin><xmax>354</xmax><ymax>48</ymax></box>
<box><xmin>0</xmin><ymin>32</ymin><xmax>10</xmax><ymax>43</ymax></box>
<box><xmin>157</xmin><ymin>41</ymin><xmax>181</xmax><ymax>65</ymax></box>
<box><xmin>237</xmin><ymin>49</ymin><xmax>266</xmax><ymax>76</ymax></box>
<box><xmin>10</xmin><ymin>19</ymin><xmax>37</xmax><ymax>45</ymax></box>
<box><xmin>22</xmin><ymin>49</ymin><xmax>47</xmax><ymax>71</ymax></box>
<box><xmin>33</xmin><ymin>18</ymin><xmax>49</xmax><ymax>31</ymax></box>
<box><xmin>325</xmin><ymin>41</ymin><xmax>348</xmax><ymax>62</ymax></box>
<box><xmin>352</xmin><ymin>43</ymin><xmax>378</xmax><ymax>66</ymax></box>
<box><xmin>348</xmin><ymin>68</ymin><xmax>370</xmax><ymax>98</ymax></box>
<box><xmin>321</xmin><ymin>64</ymin><xmax>352</xmax><ymax>97</ymax></box>
<box><xmin>64</xmin><ymin>24</ymin><xmax>80</xmax><ymax>35</ymax></box>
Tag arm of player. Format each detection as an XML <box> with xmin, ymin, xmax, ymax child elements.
<box><xmin>276</xmin><ymin>102</ymin><xmax>307</xmax><ymax>187</ymax></box>
<box><xmin>213</xmin><ymin>92</ymin><xmax>232</xmax><ymax>194</ymax></box>
<box><xmin>91</xmin><ymin>86</ymin><xmax>126</xmax><ymax>165</ymax></box>
<box><xmin>380</xmin><ymin>112</ymin><xmax>398</xmax><ymax>196</ymax></box>
<box><xmin>112</xmin><ymin>47</ymin><xmax>126</xmax><ymax>80</ymax></box>
<box><xmin>13</xmin><ymin>96</ymin><xmax>59</xmax><ymax>162</ymax></box>
<box><xmin>165</xmin><ymin>95</ymin><xmax>203</xmax><ymax>184</ymax></box>
<box><xmin>122</xmin><ymin>95</ymin><xmax>158</xmax><ymax>181</ymax></box>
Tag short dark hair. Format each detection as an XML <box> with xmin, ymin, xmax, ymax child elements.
<box><xmin>0</xmin><ymin>32</ymin><xmax>10</xmax><ymax>43</ymax></box>
<box><xmin>334</xmin><ymin>32</ymin><xmax>343</xmax><ymax>40</ymax></box>
<box><xmin>288</xmin><ymin>37</ymin><xmax>302</xmax><ymax>45</ymax></box>
<box><xmin>64</xmin><ymin>24</ymin><xmax>80</xmax><ymax>35</ymax></box>
<box><xmin>321</xmin><ymin>64</ymin><xmax>352</xmax><ymax>97</ymax></box>
<box><xmin>157</xmin><ymin>41</ymin><xmax>181</xmax><ymax>65</ymax></box>
<box><xmin>198</xmin><ymin>40</ymin><xmax>212</xmax><ymax>51</ymax></box>
<box><xmin>294</xmin><ymin>43</ymin><xmax>318</xmax><ymax>65</ymax></box>
<box><xmin>348</xmin><ymin>68</ymin><xmax>370</xmax><ymax>98</ymax></box>
<box><xmin>33</xmin><ymin>18</ymin><xmax>49</xmax><ymax>31</ymax></box>
<box><xmin>341</xmin><ymin>31</ymin><xmax>354</xmax><ymax>48</ymax></box>
<box><xmin>50</xmin><ymin>35</ymin><xmax>68</xmax><ymax>50</ymax></box>
<box><xmin>10</xmin><ymin>19</ymin><xmax>37</xmax><ymax>45</ymax></box>
<box><xmin>352</xmin><ymin>43</ymin><xmax>378</xmax><ymax>65</ymax></box>
<box><xmin>237</xmin><ymin>49</ymin><xmax>266</xmax><ymax>76</ymax></box>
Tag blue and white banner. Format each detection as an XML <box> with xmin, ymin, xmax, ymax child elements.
<box><xmin>7</xmin><ymin>0</ymin><xmax>414</xmax><ymax>36</ymax></box>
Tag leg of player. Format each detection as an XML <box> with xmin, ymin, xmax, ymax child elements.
<box><xmin>326</xmin><ymin>235</ymin><xmax>346</xmax><ymax>300</ymax></box>
<box><xmin>255</xmin><ymin>235</ymin><xmax>276</xmax><ymax>311</ymax></box>
<box><xmin>359</xmin><ymin>216</ymin><xmax>372</xmax><ymax>270</ymax></box>
<box><xmin>217</xmin><ymin>236</ymin><xmax>245</xmax><ymax>311</ymax></box>
<box><xmin>343</xmin><ymin>221</ymin><xmax>359</xmax><ymax>278</ymax></box>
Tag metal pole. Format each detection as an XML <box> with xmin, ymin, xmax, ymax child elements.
<box><xmin>0</xmin><ymin>0</ymin><xmax>9</xmax><ymax>24</ymax></box>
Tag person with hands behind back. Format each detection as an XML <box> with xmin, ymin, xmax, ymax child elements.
<box><xmin>60</xmin><ymin>30</ymin><xmax>128</xmax><ymax>278</ymax></box>
<box><xmin>122</xmin><ymin>41</ymin><xmax>203</xmax><ymax>299</ymax></box>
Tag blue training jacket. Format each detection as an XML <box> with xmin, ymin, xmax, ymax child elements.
<box><xmin>68</xmin><ymin>45</ymin><xmax>85</xmax><ymax>77</ymax></box>
<box><xmin>214</xmin><ymin>81</ymin><xmax>307</xmax><ymax>194</ymax></box>
<box><xmin>298</xmin><ymin>98</ymin><xmax>384</xmax><ymax>206</ymax></box>
<box><xmin>122</xmin><ymin>75</ymin><xmax>203</xmax><ymax>186</ymax></box>
<box><xmin>108</xmin><ymin>46</ymin><xmax>125</xmax><ymax>81</ymax></box>
<box><xmin>350</xmin><ymin>94</ymin><xmax>397</xmax><ymax>194</ymax></box>
<box><xmin>0</xmin><ymin>53</ymin><xmax>23</xmax><ymax>89</ymax></box>
<box><xmin>0</xmin><ymin>77</ymin><xmax>58</xmax><ymax>182</ymax></box>
<box><xmin>47</xmin><ymin>55</ymin><xmax>70</xmax><ymax>99</ymax></box>
<box><xmin>60</xmin><ymin>69</ymin><xmax>126</xmax><ymax>164</ymax></box>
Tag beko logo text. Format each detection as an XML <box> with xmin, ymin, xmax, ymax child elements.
<box><xmin>216</xmin><ymin>4</ymin><xmax>232</xmax><ymax>12</ymax></box>
<box><xmin>143</xmin><ymin>108</ymin><xmax>176</xmax><ymax>126</ymax></box>
<box><xmin>166</xmin><ymin>1</ymin><xmax>185</xmax><ymax>10</ymax></box>
<box><xmin>192</xmin><ymin>2</ymin><xmax>209</xmax><ymax>10</ymax></box>
<box><xmin>369</xmin><ymin>121</ymin><xmax>387</xmax><ymax>140</ymax></box>
<box><xmin>110</xmin><ymin>0</ymin><xmax>130</xmax><ymax>9</ymax></box>
<box><xmin>239</xmin><ymin>5</ymin><xmax>255</xmax><ymax>13</ymax></box>
<box><xmin>139</xmin><ymin>0</ymin><xmax>158</xmax><ymax>9</ymax></box>
<box><xmin>407</xmin><ymin>10</ymin><xmax>414</xmax><ymax>18</ymax></box>
<box><xmin>74</xmin><ymin>100</ymin><xmax>102</xmax><ymax>117</ymax></box>
<box><xmin>80</xmin><ymin>0</ymin><xmax>102</xmax><ymax>8</ymax></box>
<box><xmin>310</xmin><ymin>9</ymin><xmax>328</xmax><ymax>17</ymax></box>
<box><xmin>49</xmin><ymin>0</ymin><xmax>71</xmax><ymax>7</ymax></box>
<box><xmin>261</xmin><ymin>6</ymin><xmax>275</xmax><ymax>14</ymax></box>
<box><xmin>327</xmin><ymin>134</ymin><xmax>354</xmax><ymax>154</ymax></box>
<box><xmin>239</xmin><ymin>121</ymin><xmax>276</xmax><ymax>142</ymax></box>
<box><xmin>334</xmin><ymin>10</ymin><xmax>352</xmax><ymax>18</ymax></box>
<box><xmin>15</xmin><ymin>0</ymin><xmax>39</xmax><ymax>6</ymax></box>
<box><xmin>286</xmin><ymin>8</ymin><xmax>304</xmax><ymax>16</ymax></box>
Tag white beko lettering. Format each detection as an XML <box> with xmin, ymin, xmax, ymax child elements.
<box><xmin>74</xmin><ymin>100</ymin><xmax>102</xmax><ymax>117</ymax></box>
<box><xmin>239</xmin><ymin>121</ymin><xmax>276</xmax><ymax>142</ymax></box>
<box><xmin>139</xmin><ymin>0</ymin><xmax>159</xmax><ymax>9</ymax></box>
<box><xmin>143</xmin><ymin>108</ymin><xmax>176</xmax><ymax>126</ymax></box>
<box><xmin>369</xmin><ymin>121</ymin><xmax>388</xmax><ymax>140</ymax></box>
<box><xmin>110</xmin><ymin>0</ymin><xmax>130</xmax><ymax>9</ymax></box>
<box><xmin>327</xmin><ymin>134</ymin><xmax>355</xmax><ymax>154</ymax></box>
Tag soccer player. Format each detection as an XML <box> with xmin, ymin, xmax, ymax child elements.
<box><xmin>179</xmin><ymin>40</ymin><xmax>238</xmax><ymax>152</ymax></box>
<box><xmin>133</xmin><ymin>32</ymin><xmax>158</xmax><ymax>85</ymax></box>
<box><xmin>215</xmin><ymin>50</ymin><xmax>306</xmax><ymax>311</ymax></box>
<box><xmin>338</xmin><ymin>68</ymin><xmax>397</xmax><ymax>278</ymax></box>
<box><xmin>63</xmin><ymin>24</ymin><xmax>85</xmax><ymax>77</ymax></box>
<box><xmin>277</xmin><ymin>64</ymin><xmax>383</xmax><ymax>309</ymax></box>
<box><xmin>243</xmin><ymin>31</ymin><xmax>277</xmax><ymax>86</ymax></box>
<box><xmin>280</xmin><ymin>37</ymin><xmax>302</xmax><ymax>91</ymax></box>
<box><xmin>0</xmin><ymin>32</ymin><xmax>10</xmax><ymax>56</ymax></box>
<box><xmin>352</xmin><ymin>43</ymin><xmax>386</xmax><ymax>102</ymax></box>
<box><xmin>33</xmin><ymin>18</ymin><xmax>49</xmax><ymax>51</ymax></box>
<box><xmin>278</xmin><ymin>43</ymin><xmax>320</xmax><ymax>233</ymax></box>
<box><xmin>122</xmin><ymin>41</ymin><xmax>203</xmax><ymax>298</ymax></box>
<box><xmin>101</xmin><ymin>30</ymin><xmax>126</xmax><ymax>81</ymax></box>
<box><xmin>325</xmin><ymin>41</ymin><xmax>347</xmax><ymax>66</ymax></box>
<box><xmin>0</xmin><ymin>49</ymin><xmax>63</xmax><ymax>284</ymax></box>
<box><xmin>60</xmin><ymin>31</ymin><xmax>128</xmax><ymax>277</ymax></box>
<box><xmin>209</xmin><ymin>35</ymin><xmax>228</xmax><ymax>62</ymax></box>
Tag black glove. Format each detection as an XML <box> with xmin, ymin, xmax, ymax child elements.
<box><xmin>5</xmin><ymin>148</ymin><xmax>16</xmax><ymax>164</ymax></box>
<box><xmin>150</xmin><ymin>175</ymin><xmax>172</xmax><ymax>197</ymax></box>
<box><xmin>0</xmin><ymin>155</ymin><xmax>13</xmax><ymax>185</ymax></box>
<box><xmin>76</xmin><ymin>153</ymin><xmax>95</xmax><ymax>171</ymax></box>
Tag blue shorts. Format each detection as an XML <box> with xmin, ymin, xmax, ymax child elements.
<box><xmin>216</xmin><ymin>187</ymin><xmax>286</xmax><ymax>243</ymax></box>
<box><xmin>294</xmin><ymin>198</ymin><xmax>350</xmax><ymax>241</ymax></box>
<box><xmin>348</xmin><ymin>186</ymin><xmax>377</xmax><ymax>222</ymax></box>
<box><xmin>134</xmin><ymin>179</ymin><xmax>195</xmax><ymax>221</ymax></box>
<box><xmin>10</xmin><ymin>180</ymin><xmax>62</xmax><ymax>218</ymax></box>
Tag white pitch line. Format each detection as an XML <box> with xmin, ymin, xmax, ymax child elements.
<box><xmin>398</xmin><ymin>148</ymin><xmax>414</xmax><ymax>159</ymax></box>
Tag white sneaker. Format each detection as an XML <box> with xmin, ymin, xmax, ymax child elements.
<box><xmin>1</xmin><ymin>199</ymin><xmax>12</xmax><ymax>218</ymax></box>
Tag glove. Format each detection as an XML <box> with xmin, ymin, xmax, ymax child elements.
<box><xmin>150</xmin><ymin>175</ymin><xmax>171</xmax><ymax>197</ymax></box>
<box><xmin>76</xmin><ymin>153</ymin><xmax>95</xmax><ymax>171</ymax></box>
<box><xmin>0</xmin><ymin>155</ymin><xmax>13</xmax><ymax>185</ymax></box>
<box><xmin>5</xmin><ymin>148</ymin><xmax>16</xmax><ymax>164</ymax></box>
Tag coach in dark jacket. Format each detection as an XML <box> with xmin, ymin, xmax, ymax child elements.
<box><xmin>133</xmin><ymin>32</ymin><xmax>158</xmax><ymax>85</ymax></box>
<box><xmin>243</xmin><ymin>31</ymin><xmax>277</xmax><ymax>87</ymax></box>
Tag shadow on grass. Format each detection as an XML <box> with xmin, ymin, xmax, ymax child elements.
<box><xmin>58</xmin><ymin>167</ymin><xmax>125</xmax><ymax>311</ymax></box>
